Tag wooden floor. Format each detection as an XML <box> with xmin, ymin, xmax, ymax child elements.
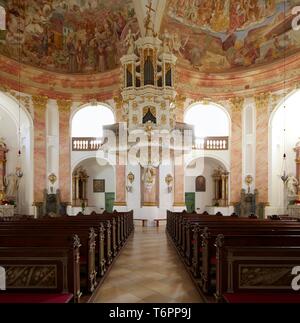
<box><xmin>93</xmin><ymin>225</ymin><xmax>203</xmax><ymax>303</ymax></box>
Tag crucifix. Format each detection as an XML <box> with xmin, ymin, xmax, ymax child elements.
<box><xmin>146</xmin><ymin>0</ymin><xmax>155</xmax><ymax>14</ymax></box>
<box><xmin>144</xmin><ymin>0</ymin><xmax>156</xmax><ymax>36</ymax></box>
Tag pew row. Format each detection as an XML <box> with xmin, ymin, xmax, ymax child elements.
<box><xmin>0</xmin><ymin>210</ymin><xmax>134</xmax><ymax>303</ymax></box>
<box><xmin>166</xmin><ymin>210</ymin><xmax>300</xmax><ymax>303</ymax></box>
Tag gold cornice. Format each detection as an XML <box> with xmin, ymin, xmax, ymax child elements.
<box><xmin>114</xmin><ymin>201</ymin><xmax>127</xmax><ymax>206</ymax></box>
<box><xmin>173</xmin><ymin>202</ymin><xmax>186</xmax><ymax>207</ymax></box>
<box><xmin>142</xmin><ymin>202</ymin><xmax>158</xmax><ymax>207</ymax></box>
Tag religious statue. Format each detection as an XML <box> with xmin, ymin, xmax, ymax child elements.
<box><xmin>144</xmin><ymin>1</ymin><xmax>155</xmax><ymax>37</ymax></box>
<box><xmin>124</xmin><ymin>29</ymin><xmax>136</xmax><ymax>55</ymax></box>
<box><xmin>286</xmin><ymin>175</ymin><xmax>299</xmax><ymax>197</ymax></box>
<box><xmin>143</xmin><ymin>166</ymin><xmax>155</xmax><ymax>192</ymax></box>
<box><xmin>4</xmin><ymin>173</ymin><xmax>19</xmax><ymax>200</ymax></box>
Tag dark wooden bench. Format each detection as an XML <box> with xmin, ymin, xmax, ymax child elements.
<box><xmin>215</xmin><ymin>241</ymin><xmax>300</xmax><ymax>303</ymax></box>
<box><xmin>0</xmin><ymin>210</ymin><xmax>134</xmax><ymax>301</ymax></box>
<box><xmin>166</xmin><ymin>210</ymin><xmax>300</xmax><ymax>302</ymax></box>
<box><xmin>0</xmin><ymin>237</ymin><xmax>80</xmax><ymax>303</ymax></box>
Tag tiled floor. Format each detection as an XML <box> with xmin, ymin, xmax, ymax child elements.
<box><xmin>93</xmin><ymin>225</ymin><xmax>203</xmax><ymax>303</ymax></box>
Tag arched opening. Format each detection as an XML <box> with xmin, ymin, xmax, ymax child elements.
<box><xmin>269</xmin><ymin>90</ymin><xmax>300</xmax><ymax>214</ymax></box>
<box><xmin>71</xmin><ymin>104</ymin><xmax>115</xmax><ymax>138</ymax></box>
<box><xmin>0</xmin><ymin>92</ymin><xmax>34</xmax><ymax>215</ymax></box>
<box><xmin>185</xmin><ymin>102</ymin><xmax>230</xmax><ymax>137</ymax></box>
<box><xmin>70</xmin><ymin>157</ymin><xmax>115</xmax><ymax>215</ymax></box>
<box><xmin>185</xmin><ymin>157</ymin><xmax>229</xmax><ymax>214</ymax></box>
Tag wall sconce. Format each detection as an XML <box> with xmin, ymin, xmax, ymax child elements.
<box><xmin>48</xmin><ymin>173</ymin><xmax>57</xmax><ymax>193</ymax></box>
<box><xmin>126</xmin><ymin>172</ymin><xmax>135</xmax><ymax>193</ymax></box>
<box><xmin>165</xmin><ymin>174</ymin><xmax>173</xmax><ymax>193</ymax></box>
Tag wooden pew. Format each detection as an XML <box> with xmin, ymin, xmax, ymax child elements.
<box><xmin>215</xmin><ymin>235</ymin><xmax>300</xmax><ymax>303</ymax></box>
<box><xmin>166</xmin><ymin>210</ymin><xmax>300</xmax><ymax>300</ymax></box>
<box><xmin>0</xmin><ymin>210</ymin><xmax>134</xmax><ymax>296</ymax></box>
<box><xmin>0</xmin><ymin>235</ymin><xmax>81</xmax><ymax>303</ymax></box>
<box><xmin>200</xmin><ymin>229</ymin><xmax>300</xmax><ymax>294</ymax></box>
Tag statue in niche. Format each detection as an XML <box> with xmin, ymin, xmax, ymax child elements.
<box><xmin>143</xmin><ymin>166</ymin><xmax>155</xmax><ymax>192</ymax></box>
<box><xmin>286</xmin><ymin>175</ymin><xmax>299</xmax><ymax>197</ymax></box>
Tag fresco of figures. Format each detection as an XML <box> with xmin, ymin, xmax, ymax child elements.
<box><xmin>0</xmin><ymin>0</ymin><xmax>138</xmax><ymax>74</ymax></box>
<box><xmin>165</xmin><ymin>0</ymin><xmax>300</xmax><ymax>72</ymax></box>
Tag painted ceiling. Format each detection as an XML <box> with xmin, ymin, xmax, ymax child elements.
<box><xmin>162</xmin><ymin>0</ymin><xmax>300</xmax><ymax>72</ymax></box>
<box><xmin>0</xmin><ymin>0</ymin><xmax>138</xmax><ymax>74</ymax></box>
<box><xmin>1</xmin><ymin>0</ymin><xmax>300</xmax><ymax>75</ymax></box>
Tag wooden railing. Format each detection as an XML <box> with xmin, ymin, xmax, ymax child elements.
<box><xmin>72</xmin><ymin>136</ymin><xmax>229</xmax><ymax>151</ymax></box>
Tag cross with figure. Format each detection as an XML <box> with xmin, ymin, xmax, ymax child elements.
<box><xmin>144</xmin><ymin>0</ymin><xmax>156</xmax><ymax>37</ymax></box>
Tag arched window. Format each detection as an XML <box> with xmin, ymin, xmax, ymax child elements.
<box><xmin>184</xmin><ymin>103</ymin><xmax>230</xmax><ymax>138</ymax></box>
<box><xmin>72</xmin><ymin>105</ymin><xmax>115</xmax><ymax>138</ymax></box>
<box><xmin>0</xmin><ymin>6</ymin><xmax>6</xmax><ymax>31</ymax></box>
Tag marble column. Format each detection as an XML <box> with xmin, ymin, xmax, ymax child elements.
<box><xmin>230</xmin><ymin>97</ymin><xmax>244</xmax><ymax>204</ymax></box>
<box><xmin>32</xmin><ymin>96</ymin><xmax>48</xmax><ymax>203</ymax></box>
<box><xmin>175</xmin><ymin>95</ymin><xmax>186</xmax><ymax>123</ymax></box>
<box><xmin>0</xmin><ymin>143</ymin><xmax>8</xmax><ymax>196</ymax></box>
<box><xmin>173</xmin><ymin>141</ymin><xmax>185</xmax><ymax>209</ymax></box>
<box><xmin>255</xmin><ymin>93</ymin><xmax>270</xmax><ymax>203</ymax></box>
<box><xmin>57</xmin><ymin>99</ymin><xmax>72</xmax><ymax>203</ymax></box>
<box><xmin>114</xmin><ymin>130</ymin><xmax>127</xmax><ymax>209</ymax></box>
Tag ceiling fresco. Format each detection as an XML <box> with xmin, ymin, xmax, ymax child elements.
<box><xmin>162</xmin><ymin>0</ymin><xmax>300</xmax><ymax>72</ymax></box>
<box><xmin>0</xmin><ymin>0</ymin><xmax>138</xmax><ymax>74</ymax></box>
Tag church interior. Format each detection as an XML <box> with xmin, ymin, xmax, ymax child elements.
<box><xmin>0</xmin><ymin>0</ymin><xmax>300</xmax><ymax>305</ymax></box>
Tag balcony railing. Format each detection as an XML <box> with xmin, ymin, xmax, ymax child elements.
<box><xmin>193</xmin><ymin>137</ymin><xmax>229</xmax><ymax>151</ymax></box>
<box><xmin>72</xmin><ymin>136</ymin><xmax>229</xmax><ymax>151</ymax></box>
<box><xmin>72</xmin><ymin>137</ymin><xmax>103</xmax><ymax>151</ymax></box>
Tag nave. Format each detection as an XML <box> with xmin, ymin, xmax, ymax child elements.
<box><xmin>93</xmin><ymin>226</ymin><xmax>202</xmax><ymax>303</ymax></box>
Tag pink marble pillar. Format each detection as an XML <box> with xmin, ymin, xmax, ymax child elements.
<box><xmin>230</xmin><ymin>97</ymin><xmax>244</xmax><ymax>204</ymax></box>
<box><xmin>57</xmin><ymin>100</ymin><xmax>72</xmax><ymax>203</ymax></box>
<box><xmin>32</xmin><ymin>96</ymin><xmax>48</xmax><ymax>203</ymax></box>
<box><xmin>115</xmin><ymin>162</ymin><xmax>126</xmax><ymax>207</ymax></box>
<box><xmin>294</xmin><ymin>143</ymin><xmax>300</xmax><ymax>195</ymax></box>
<box><xmin>0</xmin><ymin>143</ymin><xmax>8</xmax><ymax>195</ymax></box>
<box><xmin>255</xmin><ymin>93</ymin><xmax>270</xmax><ymax>203</ymax></box>
<box><xmin>173</xmin><ymin>164</ymin><xmax>185</xmax><ymax>207</ymax></box>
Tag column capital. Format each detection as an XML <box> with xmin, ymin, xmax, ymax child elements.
<box><xmin>57</xmin><ymin>99</ymin><xmax>72</xmax><ymax>112</ymax></box>
<box><xmin>254</xmin><ymin>92</ymin><xmax>270</xmax><ymax>111</ymax></box>
<box><xmin>229</xmin><ymin>97</ymin><xmax>244</xmax><ymax>113</ymax></box>
<box><xmin>32</xmin><ymin>95</ymin><xmax>48</xmax><ymax>110</ymax></box>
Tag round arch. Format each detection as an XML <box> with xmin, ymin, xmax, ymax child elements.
<box><xmin>268</xmin><ymin>89</ymin><xmax>300</xmax><ymax>214</ymax></box>
<box><xmin>185</xmin><ymin>152</ymin><xmax>230</xmax><ymax>172</ymax></box>
<box><xmin>70</xmin><ymin>156</ymin><xmax>116</xmax><ymax>213</ymax></box>
<box><xmin>185</xmin><ymin>156</ymin><xmax>230</xmax><ymax>213</ymax></box>
<box><xmin>184</xmin><ymin>101</ymin><xmax>231</xmax><ymax>137</ymax></box>
<box><xmin>70</xmin><ymin>102</ymin><xmax>115</xmax><ymax>137</ymax></box>
<box><xmin>0</xmin><ymin>91</ymin><xmax>34</xmax><ymax>215</ymax></box>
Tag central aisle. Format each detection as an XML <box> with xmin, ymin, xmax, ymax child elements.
<box><xmin>93</xmin><ymin>226</ymin><xmax>203</xmax><ymax>303</ymax></box>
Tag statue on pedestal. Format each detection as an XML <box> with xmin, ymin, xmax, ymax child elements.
<box><xmin>4</xmin><ymin>173</ymin><xmax>19</xmax><ymax>201</ymax></box>
<box><xmin>286</xmin><ymin>175</ymin><xmax>298</xmax><ymax>197</ymax></box>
